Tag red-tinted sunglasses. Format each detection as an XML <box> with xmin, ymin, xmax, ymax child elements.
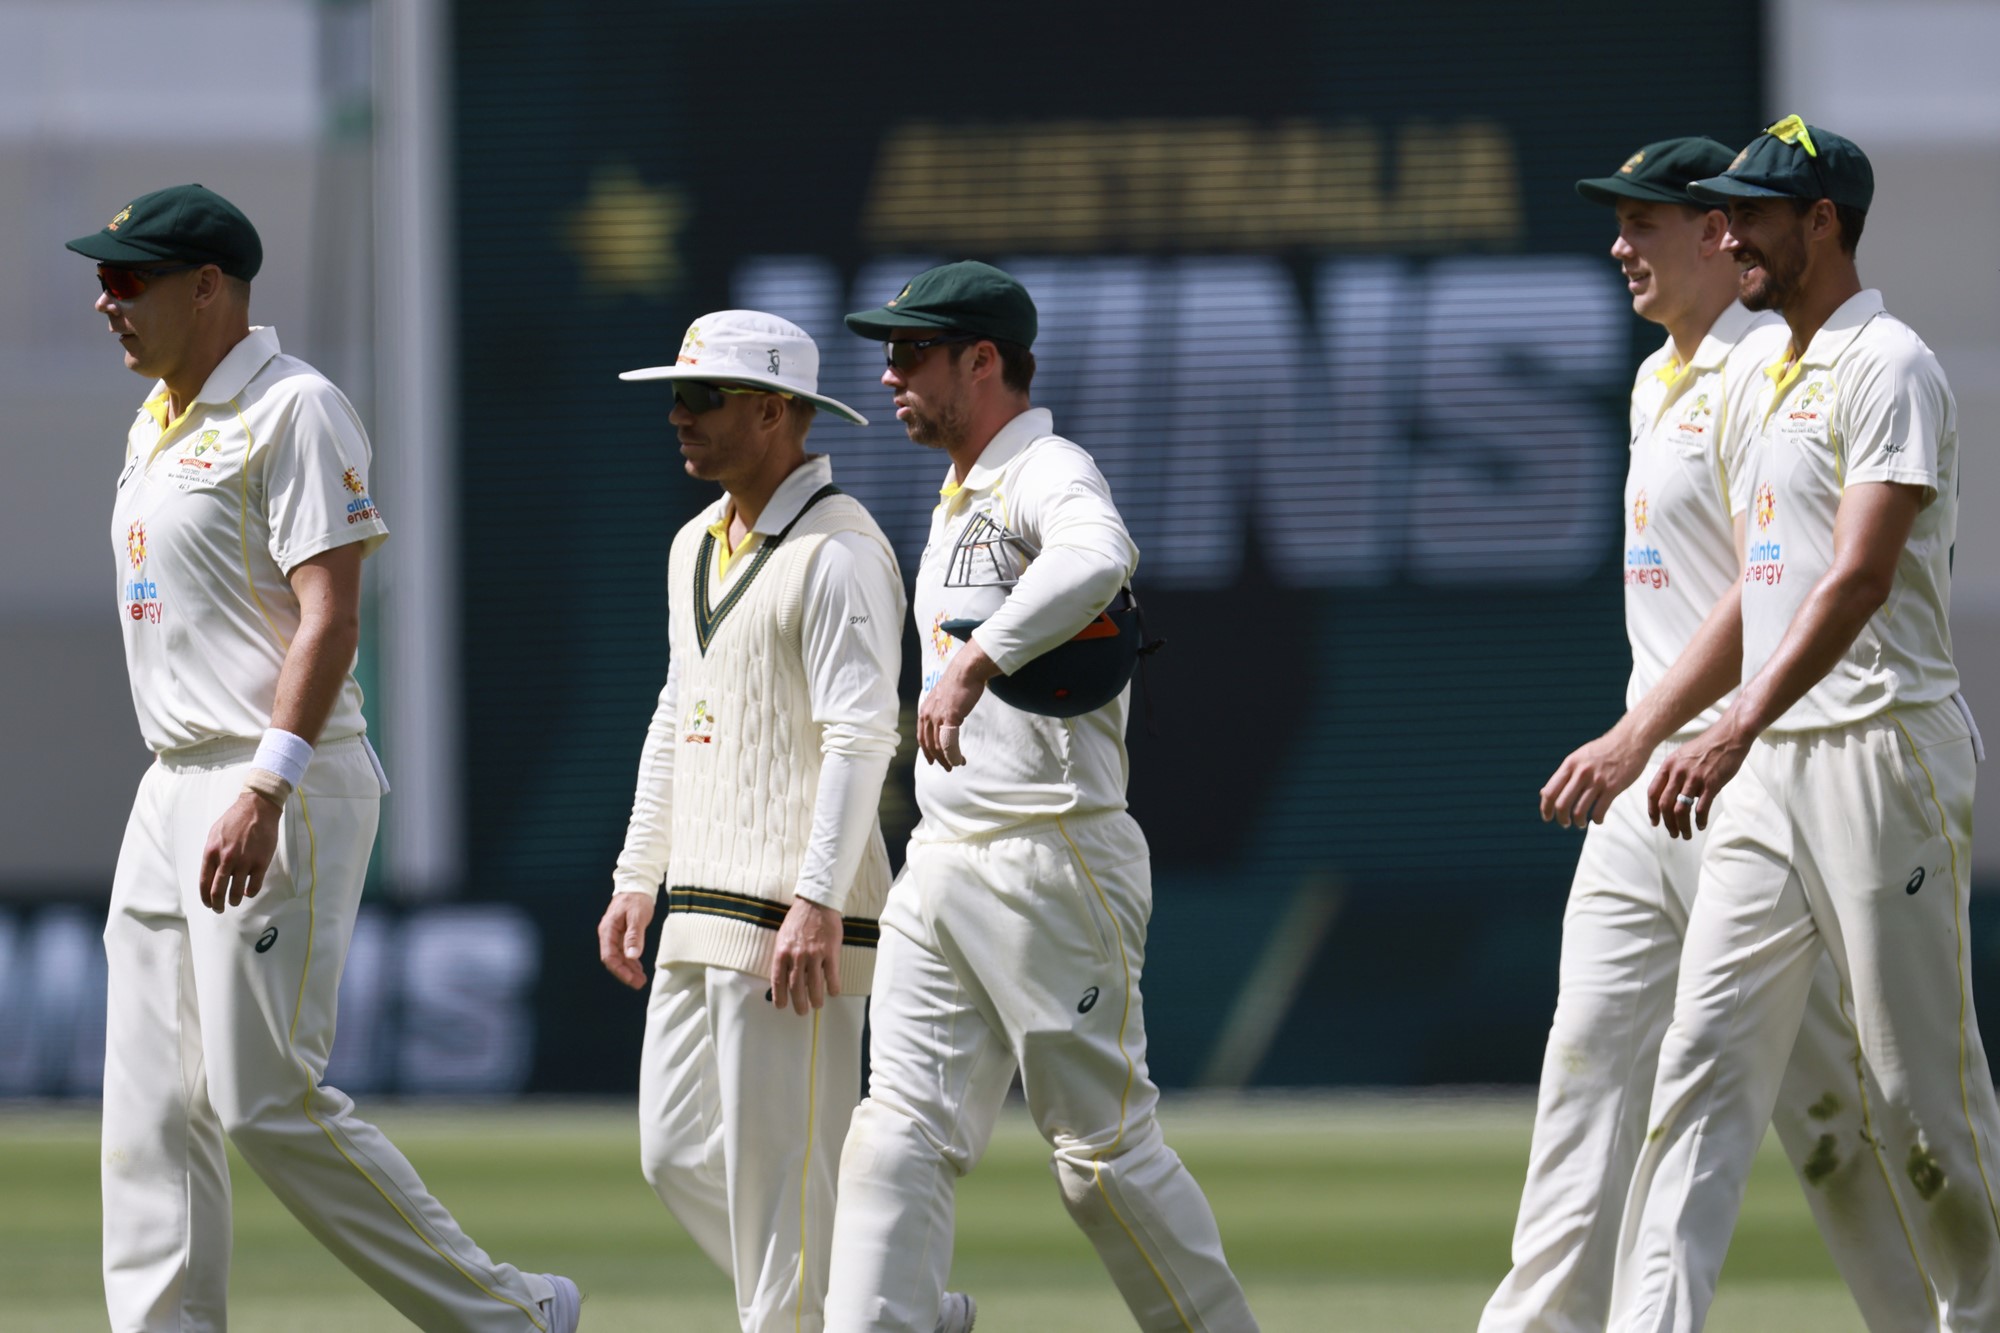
<box><xmin>96</xmin><ymin>261</ymin><xmax>205</xmax><ymax>301</ymax></box>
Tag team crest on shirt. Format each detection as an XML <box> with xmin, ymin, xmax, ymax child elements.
<box><xmin>1675</xmin><ymin>392</ymin><xmax>1713</xmax><ymax>435</ymax></box>
<box><xmin>191</xmin><ymin>429</ymin><xmax>220</xmax><ymax>457</ymax></box>
<box><xmin>1632</xmin><ymin>489</ymin><xmax>1649</xmax><ymax>533</ymax></box>
<box><xmin>682</xmin><ymin>699</ymin><xmax>716</xmax><ymax>744</ymax></box>
<box><xmin>1787</xmin><ymin>377</ymin><xmax>1831</xmax><ymax>424</ymax></box>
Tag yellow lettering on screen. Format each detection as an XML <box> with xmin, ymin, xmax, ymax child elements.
<box><xmin>860</xmin><ymin>119</ymin><xmax>1524</xmax><ymax>251</ymax></box>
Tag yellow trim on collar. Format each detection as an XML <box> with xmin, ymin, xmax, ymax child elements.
<box><xmin>706</xmin><ymin>513</ymin><xmax>760</xmax><ymax>579</ymax></box>
<box><xmin>1653</xmin><ymin>355</ymin><xmax>1690</xmax><ymax>387</ymax></box>
<box><xmin>1763</xmin><ymin>352</ymin><xmax>1807</xmax><ymax>423</ymax></box>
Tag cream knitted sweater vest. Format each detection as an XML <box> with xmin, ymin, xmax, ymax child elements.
<box><xmin>661</xmin><ymin>487</ymin><xmax>894</xmax><ymax>991</ymax></box>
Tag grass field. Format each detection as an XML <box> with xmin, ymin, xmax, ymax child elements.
<box><xmin>3</xmin><ymin>1094</ymin><xmax>1870</xmax><ymax>1332</ymax></box>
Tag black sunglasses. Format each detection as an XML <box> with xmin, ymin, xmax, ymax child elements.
<box><xmin>96</xmin><ymin>261</ymin><xmax>206</xmax><ymax>301</ymax></box>
<box><xmin>883</xmin><ymin>332</ymin><xmax>982</xmax><ymax>372</ymax></box>
<box><xmin>670</xmin><ymin>381</ymin><xmax>791</xmax><ymax>415</ymax></box>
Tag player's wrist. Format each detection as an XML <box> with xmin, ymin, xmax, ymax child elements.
<box><xmin>241</xmin><ymin>768</ymin><xmax>291</xmax><ymax>811</ymax></box>
<box><xmin>252</xmin><ymin>727</ymin><xmax>315</xmax><ymax>787</ymax></box>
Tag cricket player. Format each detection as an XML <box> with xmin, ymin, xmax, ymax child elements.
<box><xmin>1611</xmin><ymin>118</ymin><xmax>2000</xmax><ymax>1332</ymax></box>
<box><xmin>822</xmin><ymin>261</ymin><xmax>1259</xmax><ymax>1333</ymax></box>
<box><xmin>1483</xmin><ymin>140</ymin><xmax>1937</xmax><ymax>1333</ymax></box>
<box><xmin>79</xmin><ymin>184</ymin><xmax>578</xmax><ymax>1332</ymax></box>
<box><xmin>597</xmin><ymin>311</ymin><xmax>972</xmax><ymax>1333</ymax></box>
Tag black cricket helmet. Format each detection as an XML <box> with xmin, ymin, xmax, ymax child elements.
<box><xmin>942</xmin><ymin>587</ymin><xmax>1160</xmax><ymax>719</ymax></box>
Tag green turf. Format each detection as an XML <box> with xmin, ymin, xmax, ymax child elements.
<box><xmin>2</xmin><ymin>1095</ymin><xmax>1868</xmax><ymax>1331</ymax></box>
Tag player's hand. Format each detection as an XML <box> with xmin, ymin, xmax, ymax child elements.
<box><xmin>1647</xmin><ymin>724</ymin><xmax>1751</xmax><ymax>840</ymax></box>
<box><xmin>598</xmin><ymin>892</ymin><xmax>657</xmax><ymax>990</ymax></box>
<box><xmin>200</xmin><ymin>793</ymin><xmax>283</xmax><ymax>913</ymax></box>
<box><xmin>771</xmin><ymin>896</ymin><xmax>844</xmax><ymax>1014</ymax></box>
<box><xmin>918</xmin><ymin>637</ymin><xmax>1000</xmax><ymax>770</ymax></box>
<box><xmin>1540</xmin><ymin>727</ymin><xmax>1649</xmax><ymax>828</ymax></box>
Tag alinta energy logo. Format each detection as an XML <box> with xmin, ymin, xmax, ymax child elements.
<box><xmin>1624</xmin><ymin>490</ymin><xmax>1666</xmax><ymax>590</ymax></box>
<box><xmin>929</xmin><ymin>610</ymin><xmax>959</xmax><ymax>662</ymax></box>
<box><xmin>1746</xmin><ymin>482</ymin><xmax>1783</xmax><ymax>587</ymax></box>
<box><xmin>341</xmin><ymin>467</ymin><xmax>380</xmax><ymax>526</ymax></box>
<box><xmin>124</xmin><ymin>520</ymin><xmax>162</xmax><ymax>623</ymax></box>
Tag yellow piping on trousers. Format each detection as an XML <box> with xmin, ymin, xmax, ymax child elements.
<box><xmin>288</xmin><ymin>792</ymin><xmax>548</xmax><ymax>1331</ymax></box>
<box><xmin>1889</xmin><ymin>715</ymin><xmax>2000</xmax><ymax>1241</ymax></box>
<box><xmin>1836</xmin><ymin>973</ymin><xmax>1939</xmax><ymax>1321</ymax></box>
<box><xmin>1056</xmin><ymin>817</ymin><xmax>1193</xmax><ymax>1333</ymax></box>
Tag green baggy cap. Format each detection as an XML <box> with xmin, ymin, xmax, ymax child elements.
<box><xmin>65</xmin><ymin>183</ymin><xmax>263</xmax><ymax>279</ymax></box>
<box><xmin>1576</xmin><ymin>137</ymin><xmax>1739</xmax><ymax>207</ymax></box>
<box><xmin>1689</xmin><ymin>116</ymin><xmax>1873</xmax><ymax>213</ymax></box>
<box><xmin>844</xmin><ymin>260</ymin><xmax>1038</xmax><ymax>348</ymax></box>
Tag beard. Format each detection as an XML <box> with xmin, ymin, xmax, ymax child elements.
<box><xmin>903</xmin><ymin>397</ymin><xmax>971</xmax><ymax>450</ymax></box>
<box><xmin>1737</xmin><ymin>245</ymin><xmax>1801</xmax><ymax>313</ymax></box>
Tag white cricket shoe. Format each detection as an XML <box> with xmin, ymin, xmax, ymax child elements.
<box><xmin>936</xmin><ymin>1291</ymin><xmax>977</xmax><ymax>1332</ymax></box>
<box><xmin>537</xmin><ymin>1273</ymin><xmax>582</xmax><ymax>1333</ymax></box>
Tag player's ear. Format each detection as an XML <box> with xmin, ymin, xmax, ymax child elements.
<box><xmin>190</xmin><ymin>263</ymin><xmax>227</xmax><ymax>310</ymax></box>
<box><xmin>1699</xmin><ymin>208</ymin><xmax>1729</xmax><ymax>257</ymax></box>
<box><xmin>968</xmin><ymin>339</ymin><xmax>1000</xmax><ymax>385</ymax></box>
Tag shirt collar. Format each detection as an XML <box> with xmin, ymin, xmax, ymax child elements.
<box><xmin>1652</xmin><ymin>303</ymin><xmax>1766</xmax><ymax>385</ymax></box>
<box><xmin>707</xmin><ymin>454</ymin><xmax>835</xmax><ymax>538</ymax></box>
<box><xmin>1797</xmin><ymin>288</ymin><xmax>1885</xmax><ymax>367</ymax></box>
<box><xmin>947</xmin><ymin>407</ymin><xmax>1052</xmax><ymax>498</ymax></box>
<box><xmin>141</xmin><ymin>326</ymin><xmax>283</xmax><ymax>430</ymax></box>
<box><xmin>1689</xmin><ymin>302</ymin><xmax>1765</xmax><ymax>371</ymax></box>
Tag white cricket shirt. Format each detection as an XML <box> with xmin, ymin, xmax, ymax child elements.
<box><xmin>1622</xmin><ymin>303</ymin><xmax>1789</xmax><ymax>736</ymax></box>
<box><xmin>1740</xmin><ymin>290</ymin><xmax>1960</xmax><ymax>732</ymax></box>
<box><xmin>613</xmin><ymin>456</ymin><xmax>905</xmax><ymax>910</ymax></box>
<box><xmin>911</xmin><ymin>408</ymin><xmax>1140</xmax><ymax>842</ymax></box>
<box><xmin>109</xmin><ymin>327</ymin><xmax>389</xmax><ymax>754</ymax></box>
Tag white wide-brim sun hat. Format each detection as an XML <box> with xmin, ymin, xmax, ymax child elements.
<box><xmin>619</xmin><ymin>309</ymin><xmax>868</xmax><ymax>425</ymax></box>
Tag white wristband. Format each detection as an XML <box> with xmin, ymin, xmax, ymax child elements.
<box><xmin>252</xmin><ymin>728</ymin><xmax>315</xmax><ymax>787</ymax></box>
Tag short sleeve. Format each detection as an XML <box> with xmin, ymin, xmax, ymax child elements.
<box><xmin>1839</xmin><ymin>339</ymin><xmax>1948</xmax><ymax>505</ymax></box>
<box><xmin>263</xmin><ymin>378</ymin><xmax>390</xmax><ymax>573</ymax></box>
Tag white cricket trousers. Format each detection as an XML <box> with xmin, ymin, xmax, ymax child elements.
<box><xmin>639</xmin><ymin>962</ymin><xmax>865</xmax><ymax>1333</ymax></box>
<box><xmin>823</xmin><ymin>811</ymin><xmax>1257</xmax><ymax>1333</ymax></box>
<box><xmin>1482</xmin><ymin>749</ymin><xmax>1938</xmax><ymax>1333</ymax></box>
<box><xmin>1612</xmin><ymin>701</ymin><xmax>2000</xmax><ymax>1333</ymax></box>
<box><xmin>101</xmin><ymin>737</ymin><xmax>554</xmax><ymax>1333</ymax></box>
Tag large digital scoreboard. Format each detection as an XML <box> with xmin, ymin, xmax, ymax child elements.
<box><xmin>453</xmin><ymin>0</ymin><xmax>1768</xmax><ymax>1089</ymax></box>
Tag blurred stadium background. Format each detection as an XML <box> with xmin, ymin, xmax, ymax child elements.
<box><xmin>2</xmin><ymin>2</ymin><xmax>1996</xmax><ymax>1328</ymax></box>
